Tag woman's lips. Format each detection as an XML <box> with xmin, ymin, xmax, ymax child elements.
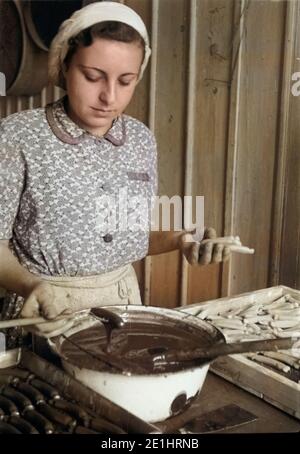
<box><xmin>90</xmin><ymin>107</ymin><xmax>114</xmax><ymax>118</ymax></box>
<box><xmin>91</xmin><ymin>107</ymin><xmax>112</xmax><ymax>113</ymax></box>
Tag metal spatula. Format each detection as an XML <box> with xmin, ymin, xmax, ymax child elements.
<box><xmin>150</xmin><ymin>337</ymin><xmax>299</xmax><ymax>365</ymax></box>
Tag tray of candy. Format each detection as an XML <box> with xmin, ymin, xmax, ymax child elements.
<box><xmin>180</xmin><ymin>286</ymin><xmax>300</xmax><ymax>419</ymax></box>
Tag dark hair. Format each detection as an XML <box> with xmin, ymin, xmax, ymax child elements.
<box><xmin>63</xmin><ymin>21</ymin><xmax>145</xmax><ymax>70</ymax></box>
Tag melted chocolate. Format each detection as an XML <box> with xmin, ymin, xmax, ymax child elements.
<box><xmin>60</xmin><ymin>312</ymin><xmax>220</xmax><ymax>375</ymax></box>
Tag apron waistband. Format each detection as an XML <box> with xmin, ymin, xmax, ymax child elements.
<box><xmin>37</xmin><ymin>264</ymin><xmax>132</xmax><ymax>289</ymax></box>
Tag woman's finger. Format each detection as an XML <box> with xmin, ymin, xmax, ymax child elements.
<box><xmin>198</xmin><ymin>242</ymin><xmax>213</xmax><ymax>265</ymax></box>
<box><xmin>21</xmin><ymin>295</ymin><xmax>40</xmax><ymax>318</ymax></box>
<box><xmin>212</xmin><ymin>243</ymin><xmax>224</xmax><ymax>263</ymax></box>
<box><xmin>42</xmin><ymin>290</ymin><xmax>67</xmax><ymax>319</ymax></box>
<box><xmin>42</xmin><ymin>302</ymin><xmax>60</xmax><ymax>320</ymax></box>
<box><xmin>188</xmin><ymin>242</ymin><xmax>200</xmax><ymax>265</ymax></box>
<box><xmin>203</xmin><ymin>227</ymin><xmax>217</xmax><ymax>240</ymax></box>
<box><xmin>222</xmin><ymin>246</ymin><xmax>231</xmax><ymax>262</ymax></box>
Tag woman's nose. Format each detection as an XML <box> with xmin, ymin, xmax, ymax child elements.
<box><xmin>99</xmin><ymin>81</ymin><xmax>116</xmax><ymax>105</ymax></box>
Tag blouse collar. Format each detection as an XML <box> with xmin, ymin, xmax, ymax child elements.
<box><xmin>45</xmin><ymin>95</ymin><xmax>126</xmax><ymax>146</ymax></box>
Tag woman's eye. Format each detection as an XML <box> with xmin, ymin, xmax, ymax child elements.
<box><xmin>83</xmin><ymin>74</ymin><xmax>133</xmax><ymax>85</ymax></box>
<box><xmin>84</xmin><ymin>74</ymin><xmax>99</xmax><ymax>82</ymax></box>
<box><xmin>119</xmin><ymin>80</ymin><xmax>132</xmax><ymax>86</ymax></box>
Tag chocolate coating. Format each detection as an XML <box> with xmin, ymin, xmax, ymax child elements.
<box><xmin>60</xmin><ymin>311</ymin><xmax>220</xmax><ymax>374</ymax></box>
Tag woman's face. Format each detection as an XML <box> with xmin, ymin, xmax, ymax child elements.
<box><xmin>63</xmin><ymin>37</ymin><xmax>144</xmax><ymax>136</ymax></box>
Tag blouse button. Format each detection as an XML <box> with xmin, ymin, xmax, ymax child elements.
<box><xmin>102</xmin><ymin>182</ymin><xmax>112</xmax><ymax>192</ymax></box>
<box><xmin>103</xmin><ymin>233</ymin><xmax>113</xmax><ymax>243</ymax></box>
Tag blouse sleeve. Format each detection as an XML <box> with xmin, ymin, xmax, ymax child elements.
<box><xmin>0</xmin><ymin>120</ymin><xmax>25</xmax><ymax>240</ymax></box>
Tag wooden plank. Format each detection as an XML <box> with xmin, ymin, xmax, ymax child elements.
<box><xmin>4</xmin><ymin>95</ymin><xmax>17</xmax><ymax>115</ymax></box>
<box><xmin>269</xmin><ymin>0</ymin><xmax>296</xmax><ymax>286</ymax></box>
<box><xmin>123</xmin><ymin>0</ymin><xmax>152</xmax><ymax>299</ymax></box>
<box><xmin>144</xmin><ymin>0</ymin><xmax>158</xmax><ymax>306</ymax></box>
<box><xmin>212</xmin><ymin>354</ymin><xmax>300</xmax><ymax>420</ymax></box>
<box><xmin>0</xmin><ymin>97</ymin><xmax>5</xmax><ymax>118</ymax></box>
<box><xmin>221</xmin><ymin>0</ymin><xmax>246</xmax><ymax>297</ymax></box>
<box><xmin>229</xmin><ymin>0</ymin><xmax>286</xmax><ymax>295</ymax></box>
<box><xmin>149</xmin><ymin>0</ymin><xmax>189</xmax><ymax>308</ymax></box>
<box><xmin>180</xmin><ymin>0</ymin><xmax>197</xmax><ymax>306</ymax></box>
<box><xmin>188</xmin><ymin>0</ymin><xmax>234</xmax><ymax>304</ymax></box>
<box><xmin>124</xmin><ymin>0</ymin><xmax>151</xmax><ymax>125</ymax></box>
<box><xmin>280</xmin><ymin>1</ymin><xmax>300</xmax><ymax>290</ymax></box>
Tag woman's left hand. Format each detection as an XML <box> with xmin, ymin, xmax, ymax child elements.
<box><xmin>179</xmin><ymin>227</ymin><xmax>231</xmax><ymax>266</ymax></box>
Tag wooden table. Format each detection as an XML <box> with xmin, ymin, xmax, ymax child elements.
<box><xmin>157</xmin><ymin>371</ymin><xmax>300</xmax><ymax>433</ymax></box>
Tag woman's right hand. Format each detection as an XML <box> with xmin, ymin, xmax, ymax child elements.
<box><xmin>21</xmin><ymin>282</ymin><xmax>73</xmax><ymax>319</ymax></box>
<box><xmin>21</xmin><ymin>282</ymin><xmax>78</xmax><ymax>337</ymax></box>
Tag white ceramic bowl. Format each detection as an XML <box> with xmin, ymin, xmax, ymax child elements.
<box><xmin>53</xmin><ymin>306</ymin><xmax>224</xmax><ymax>423</ymax></box>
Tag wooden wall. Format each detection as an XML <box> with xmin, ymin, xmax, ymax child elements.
<box><xmin>1</xmin><ymin>0</ymin><xmax>299</xmax><ymax>308</ymax></box>
<box><xmin>276</xmin><ymin>0</ymin><xmax>300</xmax><ymax>290</ymax></box>
<box><xmin>225</xmin><ymin>0</ymin><xmax>286</xmax><ymax>296</ymax></box>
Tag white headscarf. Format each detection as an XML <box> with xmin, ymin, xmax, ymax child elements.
<box><xmin>48</xmin><ymin>1</ymin><xmax>151</xmax><ymax>88</ymax></box>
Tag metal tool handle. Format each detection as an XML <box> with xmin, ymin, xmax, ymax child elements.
<box><xmin>153</xmin><ymin>337</ymin><xmax>300</xmax><ymax>364</ymax></box>
<box><xmin>0</xmin><ymin>315</ymin><xmax>72</xmax><ymax>330</ymax></box>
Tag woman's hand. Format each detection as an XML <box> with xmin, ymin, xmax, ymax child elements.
<box><xmin>21</xmin><ymin>282</ymin><xmax>73</xmax><ymax>319</ymax></box>
<box><xmin>179</xmin><ymin>227</ymin><xmax>231</xmax><ymax>266</ymax></box>
<box><xmin>20</xmin><ymin>282</ymin><xmax>78</xmax><ymax>337</ymax></box>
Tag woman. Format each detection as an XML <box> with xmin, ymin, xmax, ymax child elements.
<box><xmin>0</xmin><ymin>2</ymin><xmax>230</xmax><ymax>342</ymax></box>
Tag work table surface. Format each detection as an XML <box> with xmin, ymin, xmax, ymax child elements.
<box><xmin>159</xmin><ymin>372</ymin><xmax>300</xmax><ymax>433</ymax></box>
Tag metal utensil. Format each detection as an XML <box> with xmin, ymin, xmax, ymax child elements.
<box><xmin>0</xmin><ymin>315</ymin><xmax>72</xmax><ymax>330</ymax></box>
<box><xmin>149</xmin><ymin>337</ymin><xmax>299</xmax><ymax>365</ymax></box>
<box><xmin>0</xmin><ymin>307</ymin><xmax>125</xmax><ymax>331</ymax></box>
<box><xmin>184</xmin><ymin>404</ymin><xmax>257</xmax><ymax>433</ymax></box>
